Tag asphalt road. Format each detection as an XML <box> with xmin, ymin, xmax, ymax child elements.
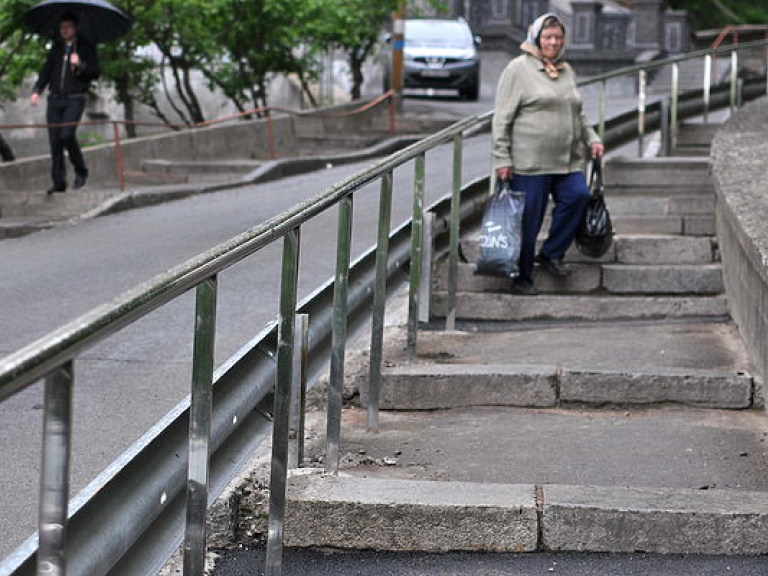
<box><xmin>213</xmin><ymin>547</ymin><xmax>768</xmax><ymax>576</ymax></box>
<box><xmin>0</xmin><ymin>128</ymin><xmax>491</xmax><ymax>559</ymax></box>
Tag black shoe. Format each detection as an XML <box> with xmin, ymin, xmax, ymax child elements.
<box><xmin>538</xmin><ymin>254</ymin><xmax>571</xmax><ymax>277</ymax></box>
<box><xmin>510</xmin><ymin>278</ymin><xmax>539</xmax><ymax>296</ymax></box>
<box><xmin>74</xmin><ymin>172</ymin><xmax>88</xmax><ymax>189</ymax></box>
<box><xmin>46</xmin><ymin>186</ymin><xmax>66</xmax><ymax>195</ymax></box>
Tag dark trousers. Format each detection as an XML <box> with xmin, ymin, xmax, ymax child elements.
<box><xmin>511</xmin><ymin>172</ymin><xmax>590</xmax><ymax>282</ymax></box>
<box><xmin>46</xmin><ymin>96</ymin><xmax>87</xmax><ymax>189</ymax></box>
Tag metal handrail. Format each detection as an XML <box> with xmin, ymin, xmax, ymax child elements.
<box><xmin>1</xmin><ymin>37</ymin><xmax>767</xmax><ymax>576</ymax></box>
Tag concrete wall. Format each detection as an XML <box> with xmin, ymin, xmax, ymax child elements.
<box><xmin>0</xmin><ymin>99</ymin><xmax>391</xmax><ymax>192</ymax></box>
<box><xmin>711</xmin><ymin>97</ymin><xmax>768</xmax><ymax>407</ymax></box>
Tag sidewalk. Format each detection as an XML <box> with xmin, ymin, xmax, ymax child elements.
<box><xmin>210</xmin><ymin>121</ymin><xmax>768</xmax><ymax>568</ymax></box>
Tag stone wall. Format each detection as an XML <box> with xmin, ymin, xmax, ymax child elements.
<box><xmin>711</xmin><ymin>97</ymin><xmax>768</xmax><ymax>407</ymax></box>
<box><xmin>0</xmin><ymin>99</ymin><xmax>392</xmax><ymax>192</ymax></box>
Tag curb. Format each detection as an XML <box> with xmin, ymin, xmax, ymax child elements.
<box><xmin>372</xmin><ymin>363</ymin><xmax>753</xmax><ymax>410</ymax></box>
<box><xmin>285</xmin><ymin>474</ymin><xmax>768</xmax><ymax>556</ymax></box>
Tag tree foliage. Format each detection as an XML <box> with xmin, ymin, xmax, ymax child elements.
<box><xmin>666</xmin><ymin>0</ymin><xmax>768</xmax><ymax>30</ymax></box>
<box><xmin>0</xmin><ymin>0</ymin><xmax>448</xmax><ymax>139</ymax></box>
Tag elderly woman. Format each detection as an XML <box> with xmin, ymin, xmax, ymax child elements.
<box><xmin>492</xmin><ymin>13</ymin><xmax>604</xmax><ymax>295</ymax></box>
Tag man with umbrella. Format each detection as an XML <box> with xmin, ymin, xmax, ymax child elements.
<box><xmin>29</xmin><ymin>12</ymin><xmax>99</xmax><ymax>194</ymax></box>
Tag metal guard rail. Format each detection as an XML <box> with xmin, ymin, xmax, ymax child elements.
<box><xmin>1</xmin><ymin>38</ymin><xmax>767</xmax><ymax>575</ymax></box>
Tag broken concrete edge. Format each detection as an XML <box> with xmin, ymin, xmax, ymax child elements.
<box><xmin>284</xmin><ymin>473</ymin><xmax>768</xmax><ymax>556</ymax></box>
<box><xmin>371</xmin><ymin>363</ymin><xmax>754</xmax><ymax>410</ymax></box>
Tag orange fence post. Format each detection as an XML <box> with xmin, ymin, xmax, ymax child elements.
<box><xmin>113</xmin><ymin>122</ymin><xmax>126</xmax><ymax>192</ymax></box>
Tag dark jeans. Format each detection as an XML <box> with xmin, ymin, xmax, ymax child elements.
<box><xmin>46</xmin><ymin>96</ymin><xmax>87</xmax><ymax>189</ymax></box>
<box><xmin>511</xmin><ymin>172</ymin><xmax>591</xmax><ymax>282</ymax></box>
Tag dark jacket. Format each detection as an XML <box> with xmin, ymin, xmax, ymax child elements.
<box><xmin>32</xmin><ymin>38</ymin><xmax>100</xmax><ymax>98</ymax></box>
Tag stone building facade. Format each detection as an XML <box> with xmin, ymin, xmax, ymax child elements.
<box><xmin>414</xmin><ymin>0</ymin><xmax>692</xmax><ymax>76</ymax></box>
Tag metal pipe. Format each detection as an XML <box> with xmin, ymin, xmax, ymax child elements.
<box><xmin>265</xmin><ymin>229</ymin><xmax>301</xmax><ymax>576</ymax></box>
<box><xmin>598</xmin><ymin>79</ymin><xmax>606</xmax><ymax>141</ymax></box>
<box><xmin>407</xmin><ymin>154</ymin><xmax>426</xmax><ymax>356</ymax></box>
<box><xmin>325</xmin><ymin>195</ymin><xmax>354</xmax><ymax>474</ymax></box>
<box><xmin>288</xmin><ymin>314</ymin><xmax>309</xmax><ymax>469</ymax></box>
<box><xmin>730</xmin><ymin>50</ymin><xmax>739</xmax><ymax>112</ymax></box>
<box><xmin>183</xmin><ymin>277</ymin><xmax>218</xmax><ymax>576</ymax></box>
<box><xmin>670</xmin><ymin>62</ymin><xmax>679</xmax><ymax>151</ymax></box>
<box><xmin>637</xmin><ymin>69</ymin><xmax>647</xmax><ymax>158</ymax></box>
<box><xmin>419</xmin><ymin>213</ymin><xmax>434</xmax><ymax>324</ymax></box>
<box><xmin>446</xmin><ymin>135</ymin><xmax>463</xmax><ymax>331</ymax></box>
<box><xmin>37</xmin><ymin>362</ymin><xmax>74</xmax><ymax>576</ymax></box>
<box><xmin>703</xmin><ymin>54</ymin><xmax>712</xmax><ymax>122</ymax></box>
<box><xmin>660</xmin><ymin>98</ymin><xmax>670</xmax><ymax>157</ymax></box>
<box><xmin>367</xmin><ymin>173</ymin><xmax>393</xmax><ymax>433</ymax></box>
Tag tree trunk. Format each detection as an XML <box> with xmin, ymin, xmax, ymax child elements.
<box><xmin>0</xmin><ymin>132</ymin><xmax>15</xmax><ymax>162</ymax></box>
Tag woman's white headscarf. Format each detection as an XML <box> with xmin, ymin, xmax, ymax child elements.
<box><xmin>521</xmin><ymin>12</ymin><xmax>566</xmax><ymax>79</ymax></box>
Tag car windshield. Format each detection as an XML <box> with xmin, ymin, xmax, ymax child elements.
<box><xmin>405</xmin><ymin>20</ymin><xmax>473</xmax><ymax>49</ymax></box>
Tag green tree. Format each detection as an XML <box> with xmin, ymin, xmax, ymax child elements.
<box><xmin>666</xmin><ymin>0</ymin><xmax>768</xmax><ymax>30</ymax></box>
<box><xmin>98</xmin><ymin>0</ymin><xmax>159</xmax><ymax>137</ymax></box>
<box><xmin>0</xmin><ymin>0</ymin><xmax>45</xmax><ymax>160</ymax></box>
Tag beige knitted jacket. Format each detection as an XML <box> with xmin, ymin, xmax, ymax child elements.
<box><xmin>492</xmin><ymin>53</ymin><xmax>601</xmax><ymax>175</ymax></box>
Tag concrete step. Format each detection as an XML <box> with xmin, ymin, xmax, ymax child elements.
<box><xmin>286</xmin><ymin>475</ymin><xmax>768</xmax><ymax>555</ymax></box>
<box><xmin>604</xmin><ymin>156</ymin><xmax>713</xmax><ymax>190</ymax></box>
<box><xmin>675</xmin><ymin>123</ymin><xmax>722</xmax><ymax>148</ymax></box>
<box><xmin>0</xmin><ymin>218</ymin><xmax>53</xmax><ymax>238</ymax></box>
<box><xmin>436</xmin><ymin>262</ymin><xmax>723</xmax><ymax>295</ymax></box>
<box><xmin>140</xmin><ymin>158</ymin><xmax>262</xmax><ymax>175</ymax></box>
<box><xmin>375</xmin><ymin>364</ymin><xmax>752</xmax><ymax>410</ymax></box>
<box><xmin>603</xmin><ymin>264</ymin><xmax>723</xmax><ymax>294</ymax></box>
<box><xmin>124</xmin><ymin>170</ymin><xmax>189</xmax><ymax>185</ymax></box>
<box><xmin>431</xmin><ymin>293</ymin><xmax>728</xmax><ymax>322</ymax></box>
<box><xmin>461</xmin><ymin>235</ymin><xmax>715</xmax><ymax>266</ymax></box>
<box><xmin>0</xmin><ymin>190</ymin><xmax>120</xmax><ymax>219</ymax></box>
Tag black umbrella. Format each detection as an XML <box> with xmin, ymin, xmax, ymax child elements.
<box><xmin>24</xmin><ymin>0</ymin><xmax>132</xmax><ymax>44</ymax></box>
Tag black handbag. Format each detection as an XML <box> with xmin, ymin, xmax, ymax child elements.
<box><xmin>575</xmin><ymin>158</ymin><xmax>613</xmax><ymax>258</ymax></box>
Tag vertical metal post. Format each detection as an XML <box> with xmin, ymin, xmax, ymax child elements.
<box><xmin>407</xmin><ymin>154</ymin><xmax>426</xmax><ymax>356</ymax></box>
<box><xmin>367</xmin><ymin>173</ymin><xmax>393</xmax><ymax>433</ymax></box>
<box><xmin>38</xmin><ymin>361</ymin><xmax>74</xmax><ymax>576</ymax></box>
<box><xmin>730</xmin><ymin>50</ymin><xmax>739</xmax><ymax>113</ymax></box>
<box><xmin>670</xmin><ymin>62</ymin><xmax>679</xmax><ymax>152</ymax></box>
<box><xmin>446</xmin><ymin>135</ymin><xmax>463</xmax><ymax>331</ymax></box>
<box><xmin>598</xmin><ymin>79</ymin><xmax>607</xmax><ymax>141</ymax></box>
<box><xmin>391</xmin><ymin>1</ymin><xmax>407</xmax><ymax>112</ymax></box>
<box><xmin>325</xmin><ymin>195</ymin><xmax>354</xmax><ymax>474</ymax></box>
<box><xmin>637</xmin><ymin>69</ymin><xmax>646</xmax><ymax>158</ymax></box>
<box><xmin>183</xmin><ymin>277</ymin><xmax>218</xmax><ymax>576</ymax></box>
<box><xmin>703</xmin><ymin>54</ymin><xmax>712</xmax><ymax>122</ymax></box>
<box><xmin>419</xmin><ymin>212</ymin><xmax>434</xmax><ymax>324</ymax></box>
<box><xmin>659</xmin><ymin>98</ymin><xmax>670</xmax><ymax>157</ymax></box>
<box><xmin>288</xmin><ymin>314</ymin><xmax>309</xmax><ymax>469</ymax></box>
<box><xmin>265</xmin><ymin>228</ymin><xmax>301</xmax><ymax>576</ymax></box>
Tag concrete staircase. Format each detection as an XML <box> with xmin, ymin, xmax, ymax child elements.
<box><xmin>278</xmin><ymin>124</ymin><xmax>768</xmax><ymax>559</ymax></box>
<box><xmin>432</xmin><ymin>155</ymin><xmax>725</xmax><ymax>323</ymax></box>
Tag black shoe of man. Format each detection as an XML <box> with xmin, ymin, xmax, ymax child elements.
<box><xmin>510</xmin><ymin>278</ymin><xmax>539</xmax><ymax>296</ymax></box>
<box><xmin>538</xmin><ymin>254</ymin><xmax>571</xmax><ymax>277</ymax></box>
<box><xmin>74</xmin><ymin>172</ymin><xmax>88</xmax><ymax>190</ymax></box>
<box><xmin>46</xmin><ymin>186</ymin><xmax>66</xmax><ymax>195</ymax></box>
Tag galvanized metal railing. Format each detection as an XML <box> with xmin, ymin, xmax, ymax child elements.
<box><xmin>1</xmin><ymin>38</ymin><xmax>767</xmax><ymax>576</ymax></box>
